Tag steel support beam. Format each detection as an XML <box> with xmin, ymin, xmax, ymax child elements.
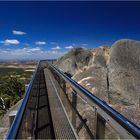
<box><xmin>96</xmin><ymin>113</ymin><xmax>106</xmax><ymax>139</ymax></box>
<box><xmin>72</xmin><ymin>90</ymin><xmax>77</xmax><ymax>128</ymax></box>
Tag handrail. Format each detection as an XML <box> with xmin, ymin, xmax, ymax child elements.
<box><xmin>49</xmin><ymin>63</ymin><xmax>140</xmax><ymax>139</ymax></box>
<box><xmin>6</xmin><ymin>61</ymin><xmax>40</xmax><ymax>139</ymax></box>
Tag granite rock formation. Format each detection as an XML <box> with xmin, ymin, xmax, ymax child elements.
<box><xmin>56</xmin><ymin>48</ymin><xmax>93</xmax><ymax>75</ymax></box>
<box><xmin>55</xmin><ymin>39</ymin><xmax>140</xmax><ymax>127</ymax></box>
<box><xmin>108</xmin><ymin>39</ymin><xmax>140</xmax><ymax>106</ymax></box>
<box><xmin>56</xmin><ymin>46</ymin><xmax>110</xmax><ymax>102</ymax></box>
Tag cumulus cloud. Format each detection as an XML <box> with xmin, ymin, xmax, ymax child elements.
<box><xmin>0</xmin><ymin>39</ymin><xmax>20</xmax><ymax>45</ymax></box>
<box><xmin>12</xmin><ymin>30</ymin><xmax>26</xmax><ymax>35</ymax></box>
<box><xmin>0</xmin><ymin>47</ymin><xmax>66</xmax><ymax>60</ymax></box>
<box><xmin>21</xmin><ymin>47</ymin><xmax>41</xmax><ymax>53</ymax></box>
<box><xmin>51</xmin><ymin>46</ymin><xmax>61</xmax><ymax>50</ymax></box>
<box><xmin>35</xmin><ymin>41</ymin><xmax>46</xmax><ymax>45</ymax></box>
<box><xmin>65</xmin><ymin>45</ymin><xmax>74</xmax><ymax>49</ymax></box>
<box><xmin>29</xmin><ymin>47</ymin><xmax>41</xmax><ymax>51</ymax></box>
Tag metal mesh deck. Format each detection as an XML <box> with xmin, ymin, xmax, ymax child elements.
<box><xmin>44</xmin><ymin>68</ymin><xmax>77</xmax><ymax>139</ymax></box>
<box><xmin>15</xmin><ymin>63</ymin><xmax>77</xmax><ymax>139</ymax></box>
<box><xmin>16</xmin><ymin>66</ymin><xmax>55</xmax><ymax>139</ymax></box>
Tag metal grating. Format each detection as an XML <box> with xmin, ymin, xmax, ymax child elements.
<box><xmin>16</xmin><ymin>65</ymin><xmax>55</xmax><ymax>139</ymax></box>
<box><xmin>44</xmin><ymin>68</ymin><xmax>78</xmax><ymax>139</ymax></box>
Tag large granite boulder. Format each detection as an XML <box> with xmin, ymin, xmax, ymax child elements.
<box><xmin>56</xmin><ymin>46</ymin><xmax>110</xmax><ymax>101</ymax></box>
<box><xmin>55</xmin><ymin>41</ymin><xmax>140</xmax><ymax>127</ymax></box>
<box><xmin>56</xmin><ymin>48</ymin><xmax>93</xmax><ymax>75</ymax></box>
<box><xmin>108</xmin><ymin>39</ymin><xmax>140</xmax><ymax>106</ymax></box>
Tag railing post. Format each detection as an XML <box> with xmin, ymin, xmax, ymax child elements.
<box><xmin>96</xmin><ymin>113</ymin><xmax>106</xmax><ymax>139</ymax></box>
<box><xmin>9</xmin><ymin>111</ymin><xmax>17</xmax><ymax>127</ymax></box>
<box><xmin>72</xmin><ymin>90</ymin><xmax>77</xmax><ymax>128</ymax></box>
<box><xmin>62</xmin><ymin>80</ymin><xmax>66</xmax><ymax>93</ymax></box>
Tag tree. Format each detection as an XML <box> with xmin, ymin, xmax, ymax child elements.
<box><xmin>0</xmin><ymin>72</ymin><xmax>25</xmax><ymax>110</ymax></box>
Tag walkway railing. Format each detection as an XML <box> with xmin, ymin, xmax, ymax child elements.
<box><xmin>6</xmin><ymin>60</ymin><xmax>140</xmax><ymax>139</ymax></box>
<box><xmin>6</xmin><ymin>61</ymin><xmax>40</xmax><ymax>139</ymax></box>
<box><xmin>49</xmin><ymin>63</ymin><xmax>140</xmax><ymax>139</ymax></box>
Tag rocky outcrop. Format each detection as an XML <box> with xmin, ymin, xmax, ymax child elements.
<box><xmin>56</xmin><ymin>40</ymin><xmax>140</xmax><ymax>127</ymax></box>
<box><xmin>108</xmin><ymin>39</ymin><xmax>140</xmax><ymax>106</ymax></box>
<box><xmin>55</xmin><ymin>48</ymin><xmax>93</xmax><ymax>75</ymax></box>
<box><xmin>89</xmin><ymin>46</ymin><xmax>110</xmax><ymax>67</ymax></box>
<box><xmin>56</xmin><ymin>46</ymin><xmax>110</xmax><ymax>102</ymax></box>
<box><xmin>73</xmin><ymin>46</ymin><xmax>110</xmax><ymax>102</ymax></box>
<box><xmin>73</xmin><ymin>66</ymin><xmax>108</xmax><ymax>102</ymax></box>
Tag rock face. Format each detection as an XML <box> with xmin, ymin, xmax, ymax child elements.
<box><xmin>73</xmin><ymin>46</ymin><xmax>110</xmax><ymax>102</ymax></box>
<box><xmin>56</xmin><ymin>48</ymin><xmax>93</xmax><ymax>75</ymax></box>
<box><xmin>56</xmin><ymin>46</ymin><xmax>110</xmax><ymax>102</ymax></box>
<box><xmin>108</xmin><ymin>39</ymin><xmax>140</xmax><ymax>105</ymax></box>
<box><xmin>56</xmin><ymin>40</ymin><xmax>140</xmax><ymax>107</ymax></box>
<box><xmin>56</xmin><ymin>40</ymin><xmax>140</xmax><ymax>127</ymax></box>
<box><xmin>89</xmin><ymin>46</ymin><xmax>109</xmax><ymax>67</ymax></box>
<box><xmin>73</xmin><ymin>66</ymin><xmax>108</xmax><ymax>101</ymax></box>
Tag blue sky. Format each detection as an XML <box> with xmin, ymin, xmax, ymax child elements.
<box><xmin>0</xmin><ymin>1</ymin><xmax>140</xmax><ymax>60</ymax></box>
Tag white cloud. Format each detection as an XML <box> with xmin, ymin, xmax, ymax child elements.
<box><xmin>0</xmin><ymin>39</ymin><xmax>20</xmax><ymax>45</ymax></box>
<box><xmin>12</xmin><ymin>30</ymin><xmax>26</xmax><ymax>35</ymax></box>
<box><xmin>29</xmin><ymin>47</ymin><xmax>41</xmax><ymax>52</ymax></box>
<box><xmin>0</xmin><ymin>47</ymin><xmax>66</xmax><ymax>60</ymax></box>
<box><xmin>35</xmin><ymin>41</ymin><xmax>46</xmax><ymax>45</ymax></box>
<box><xmin>20</xmin><ymin>47</ymin><xmax>41</xmax><ymax>53</ymax></box>
<box><xmin>51</xmin><ymin>46</ymin><xmax>61</xmax><ymax>50</ymax></box>
<box><xmin>65</xmin><ymin>45</ymin><xmax>74</xmax><ymax>49</ymax></box>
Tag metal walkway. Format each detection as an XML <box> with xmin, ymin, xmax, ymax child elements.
<box><xmin>15</xmin><ymin>63</ymin><xmax>55</xmax><ymax>139</ymax></box>
<box><xmin>44</xmin><ymin>68</ymin><xmax>77</xmax><ymax>139</ymax></box>
<box><xmin>6</xmin><ymin>60</ymin><xmax>140</xmax><ymax>139</ymax></box>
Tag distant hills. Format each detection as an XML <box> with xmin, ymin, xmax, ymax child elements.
<box><xmin>0</xmin><ymin>60</ymin><xmax>38</xmax><ymax>63</ymax></box>
<box><xmin>55</xmin><ymin>39</ymin><xmax>140</xmax><ymax>127</ymax></box>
